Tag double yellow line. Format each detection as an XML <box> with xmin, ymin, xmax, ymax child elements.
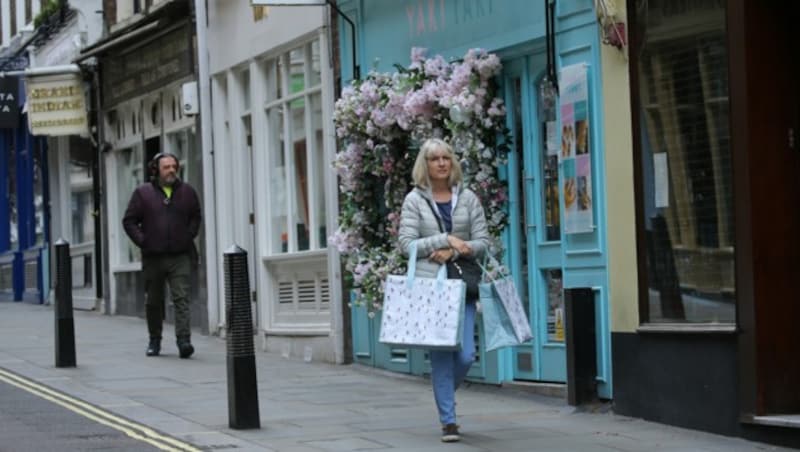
<box><xmin>0</xmin><ymin>367</ymin><xmax>201</xmax><ymax>452</ymax></box>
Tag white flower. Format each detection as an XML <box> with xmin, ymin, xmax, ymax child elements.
<box><xmin>449</xmin><ymin>104</ymin><xmax>470</xmax><ymax>124</ymax></box>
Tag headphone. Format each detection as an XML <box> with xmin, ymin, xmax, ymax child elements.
<box><xmin>148</xmin><ymin>152</ymin><xmax>180</xmax><ymax>177</ymax></box>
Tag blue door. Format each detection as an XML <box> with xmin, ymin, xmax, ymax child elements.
<box><xmin>504</xmin><ymin>53</ymin><xmax>567</xmax><ymax>383</ymax></box>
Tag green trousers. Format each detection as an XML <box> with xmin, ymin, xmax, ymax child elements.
<box><xmin>143</xmin><ymin>252</ymin><xmax>192</xmax><ymax>340</ymax></box>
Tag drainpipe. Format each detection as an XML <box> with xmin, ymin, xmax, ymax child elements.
<box><xmin>193</xmin><ymin>0</ymin><xmax>220</xmax><ymax>334</ymax></box>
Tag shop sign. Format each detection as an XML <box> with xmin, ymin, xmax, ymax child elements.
<box><xmin>0</xmin><ymin>77</ymin><xmax>20</xmax><ymax>128</ymax></box>
<box><xmin>25</xmin><ymin>73</ymin><xmax>89</xmax><ymax>136</ymax></box>
<box><xmin>0</xmin><ymin>55</ymin><xmax>29</xmax><ymax>72</ymax></box>
<box><xmin>101</xmin><ymin>24</ymin><xmax>193</xmax><ymax>108</ymax></box>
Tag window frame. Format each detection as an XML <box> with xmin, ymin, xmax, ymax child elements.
<box><xmin>261</xmin><ymin>38</ymin><xmax>326</xmax><ymax>257</ymax></box>
<box><xmin>627</xmin><ymin>0</ymin><xmax>737</xmax><ymax>329</ymax></box>
<box><xmin>105</xmin><ymin>80</ymin><xmax>195</xmax><ymax>272</ymax></box>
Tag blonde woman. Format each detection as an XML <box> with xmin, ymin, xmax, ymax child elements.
<box><xmin>398</xmin><ymin>138</ymin><xmax>491</xmax><ymax>442</ymax></box>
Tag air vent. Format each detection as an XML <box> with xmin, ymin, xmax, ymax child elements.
<box><xmin>271</xmin><ymin>259</ymin><xmax>330</xmax><ymax>316</ymax></box>
<box><xmin>278</xmin><ymin>281</ymin><xmax>293</xmax><ymax>304</ymax></box>
<box><xmin>320</xmin><ymin>278</ymin><xmax>330</xmax><ymax>304</ymax></box>
<box><xmin>297</xmin><ymin>279</ymin><xmax>316</xmax><ymax>307</ymax></box>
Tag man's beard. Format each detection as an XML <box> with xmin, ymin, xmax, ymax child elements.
<box><xmin>159</xmin><ymin>175</ymin><xmax>177</xmax><ymax>186</ymax></box>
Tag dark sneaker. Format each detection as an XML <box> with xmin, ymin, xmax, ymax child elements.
<box><xmin>177</xmin><ymin>339</ymin><xmax>194</xmax><ymax>359</ymax></box>
<box><xmin>146</xmin><ymin>338</ymin><xmax>161</xmax><ymax>357</ymax></box>
<box><xmin>441</xmin><ymin>423</ymin><xmax>460</xmax><ymax>442</ymax></box>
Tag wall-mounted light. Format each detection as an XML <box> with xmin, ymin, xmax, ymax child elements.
<box><xmin>251</xmin><ymin>0</ymin><xmax>360</xmax><ymax>80</ymax></box>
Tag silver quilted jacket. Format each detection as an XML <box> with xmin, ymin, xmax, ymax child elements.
<box><xmin>398</xmin><ymin>185</ymin><xmax>491</xmax><ymax>279</ymax></box>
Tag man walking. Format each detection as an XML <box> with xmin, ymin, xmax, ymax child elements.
<box><xmin>123</xmin><ymin>152</ymin><xmax>202</xmax><ymax>358</ymax></box>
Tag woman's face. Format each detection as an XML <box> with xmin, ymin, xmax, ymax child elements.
<box><xmin>427</xmin><ymin>148</ymin><xmax>453</xmax><ymax>183</ymax></box>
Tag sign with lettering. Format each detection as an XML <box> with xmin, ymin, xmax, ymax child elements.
<box><xmin>0</xmin><ymin>55</ymin><xmax>29</xmax><ymax>72</ymax></box>
<box><xmin>0</xmin><ymin>77</ymin><xmax>20</xmax><ymax>128</ymax></box>
<box><xmin>361</xmin><ymin>0</ymin><xmax>544</xmax><ymax>71</ymax></box>
<box><xmin>25</xmin><ymin>73</ymin><xmax>89</xmax><ymax>136</ymax></box>
<box><xmin>100</xmin><ymin>24</ymin><xmax>193</xmax><ymax>108</ymax></box>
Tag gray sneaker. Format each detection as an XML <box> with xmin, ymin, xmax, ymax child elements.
<box><xmin>441</xmin><ymin>423</ymin><xmax>460</xmax><ymax>442</ymax></box>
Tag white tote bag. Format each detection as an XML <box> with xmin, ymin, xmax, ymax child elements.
<box><xmin>379</xmin><ymin>243</ymin><xmax>466</xmax><ymax>350</ymax></box>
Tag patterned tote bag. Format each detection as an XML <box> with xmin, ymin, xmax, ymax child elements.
<box><xmin>479</xmin><ymin>261</ymin><xmax>533</xmax><ymax>349</ymax></box>
<box><xmin>379</xmin><ymin>242</ymin><xmax>466</xmax><ymax>350</ymax></box>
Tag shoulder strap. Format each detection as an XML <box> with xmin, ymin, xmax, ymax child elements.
<box><xmin>421</xmin><ymin>197</ymin><xmax>445</xmax><ymax>233</ymax></box>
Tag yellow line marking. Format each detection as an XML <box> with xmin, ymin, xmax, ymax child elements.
<box><xmin>0</xmin><ymin>368</ymin><xmax>201</xmax><ymax>452</ymax></box>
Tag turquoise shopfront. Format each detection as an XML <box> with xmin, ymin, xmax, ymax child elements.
<box><xmin>340</xmin><ymin>0</ymin><xmax>612</xmax><ymax>399</ymax></box>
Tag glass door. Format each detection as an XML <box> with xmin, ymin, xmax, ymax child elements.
<box><xmin>505</xmin><ymin>54</ymin><xmax>566</xmax><ymax>383</ymax></box>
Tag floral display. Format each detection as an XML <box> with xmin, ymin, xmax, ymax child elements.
<box><xmin>331</xmin><ymin>48</ymin><xmax>511</xmax><ymax>311</ymax></box>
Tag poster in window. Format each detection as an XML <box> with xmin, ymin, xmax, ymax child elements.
<box><xmin>560</xmin><ymin>64</ymin><xmax>594</xmax><ymax>234</ymax></box>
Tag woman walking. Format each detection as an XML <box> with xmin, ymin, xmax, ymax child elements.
<box><xmin>398</xmin><ymin>138</ymin><xmax>491</xmax><ymax>442</ymax></box>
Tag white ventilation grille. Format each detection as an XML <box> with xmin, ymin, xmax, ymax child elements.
<box><xmin>278</xmin><ymin>281</ymin><xmax>293</xmax><ymax>304</ymax></box>
<box><xmin>273</xmin><ymin>259</ymin><xmax>330</xmax><ymax>314</ymax></box>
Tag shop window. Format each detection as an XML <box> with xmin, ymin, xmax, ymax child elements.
<box><xmin>71</xmin><ymin>190</ymin><xmax>93</xmax><ymax>245</ymax></box>
<box><xmin>116</xmin><ymin>146</ymin><xmax>143</xmax><ymax>264</ymax></box>
<box><xmin>10</xmin><ymin>0</ymin><xmax>16</xmax><ymax>37</ymax></box>
<box><xmin>545</xmin><ymin>269</ymin><xmax>564</xmax><ymax>342</ymax></box>
<box><xmin>8</xmin><ymin>143</ymin><xmax>17</xmax><ymax>249</ymax></box>
<box><xmin>69</xmin><ymin>143</ymin><xmax>95</xmax><ymax>245</ymax></box>
<box><xmin>239</xmin><ymin>69</ymin><xmax>251</xmax><ymax>112</ymax></box>
<box><xmin>538</xmin><ymin>77</ymin><xmax>560</xmax><ymax>242</ymax></box>
<box><xmin>32</xmin><ymin>141</ymin><xmax>44</xmax><ymax>246</ymax></box>
<box><xmin>631</xmin><ymin>0</ymin><xmax>734</xmax><ymax>324</ymax></box>
<box><xmin>264</xmin><ymin>39</ymin><xmax>326</xmax><ymax>254</ymax></box>
<box><xmin>165</xmin><ymin>128</ymin><xmax>198</xmax><ymax>187</ymax></box>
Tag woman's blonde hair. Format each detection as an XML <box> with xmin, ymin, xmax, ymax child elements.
<box><xmin>412</xmin><ymin>138</ymin><xmax>463</xmax><ymax>188</ymax></box>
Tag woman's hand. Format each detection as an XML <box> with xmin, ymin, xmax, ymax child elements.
<box><xmin>429</xmin><ymin>248</ymin><xmax>455</xmax><ymax>264</ymax></box>
<box><xmin>447</xmin><ymin>235</ymin><xmax>472</xmax><ymax>255</ymax></box>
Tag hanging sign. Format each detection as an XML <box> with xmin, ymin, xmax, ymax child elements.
<box><xmin>559</xmin><ymin>64</ymin><xmax>594</xmax><ymax>234</ymax></box>
<box><xmin>25</xmin><ymin>72</ymin><xmax>89</xmax><ymax>136</ymax></box>
<box><xmin>0</xmin><ymin>76</ymin><xmax>20</xmax><ymax>128</ymax></box>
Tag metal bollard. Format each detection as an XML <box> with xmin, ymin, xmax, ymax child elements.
<box><xmin>224</xmin><ymin>245</ymin><xmax>260</xmax><ymax>429</ymax></box>
<box><xmin>565</xmin><ymin>287</ymin><xmax>597</xmax><ymax>406</ymax></box>
<box><xmin>54</xmin><ymin>239</ymin><xmax>76</xmax><ymax>368</ymax></box>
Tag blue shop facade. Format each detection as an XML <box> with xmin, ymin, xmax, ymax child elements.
<box><xmin>0</xmin><ymin>76</ymin><xmax>49</xmax><ymax>304</ymax></box>
<box><xmin>340</xmin><ymin>0</ymin><xmax>613</xmax><ymax>398</ymax></box>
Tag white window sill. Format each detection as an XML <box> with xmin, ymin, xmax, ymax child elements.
<box><xmin>112</xmin><ymin>262</ymin><xmax>143</xmax><ymax>273</ymax></box>
<box><xmin>261</xmin><ymin>249</ymin><xmax>328</xmax><ymax>264</ymax></box>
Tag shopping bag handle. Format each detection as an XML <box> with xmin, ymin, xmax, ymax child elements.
<box><xmin>476</xmin><ymin>255</ymin><xmax>507</xmax><ymax>285</ymax></box>
<box><xmin>406</xmin><ymin>240</ymin><xmax>448</xmax><ymax>289</ymax></box>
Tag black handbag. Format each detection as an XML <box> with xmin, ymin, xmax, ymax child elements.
<box><xmin>447</xmin><ymin>256</ymin><xmax>481</xmax><ymax>300</ymax></box>
<box><xmin>422</xmin><ymin>198</ymin><xmax>482</xmax><ymax>299</ymax></box>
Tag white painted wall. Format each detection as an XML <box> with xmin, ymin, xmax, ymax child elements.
<box><xmin>31</xmin><ymin>0</ymin><xmax>104</xmax><ymax>67</ymax></box>
<box><xmin>206</xmin><ymin>2</ymin><xmax>324</xmax><ymax>75</ymax></box>
<box><xmin>1</xmin><ymin>0</ymin><xmax>12</xmax><ymax>46</ymax></box>
<box><xmin>204</xmin><ymin>2</ymin><xmax>344</xmax><ymax>363</ymax></box>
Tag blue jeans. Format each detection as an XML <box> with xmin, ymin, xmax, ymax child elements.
<box><xmin>430</xmin><ymin>301</ymin><xmax>476</xmax><ymax>425</ymax></box>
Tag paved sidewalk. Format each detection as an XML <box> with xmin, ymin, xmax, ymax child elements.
<box><xmin>0</xmin><ymin>301</ymin><xmax>792</xmax><ymax>452</ymax></box>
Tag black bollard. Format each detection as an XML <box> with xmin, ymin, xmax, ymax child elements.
<box><xmin>54</xmin><ymin>239</ymin><xmax>76</xmax><ymax>368</ymax></box>
<box><xmin>224</xmin><ymin>245</ymin><xmax>260</xmax><ymax>429</ymax></box>
<box><xmin>565</xmin><ymin>287</ymin><xmax>597</xmax><ymax>406</ymax></box>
